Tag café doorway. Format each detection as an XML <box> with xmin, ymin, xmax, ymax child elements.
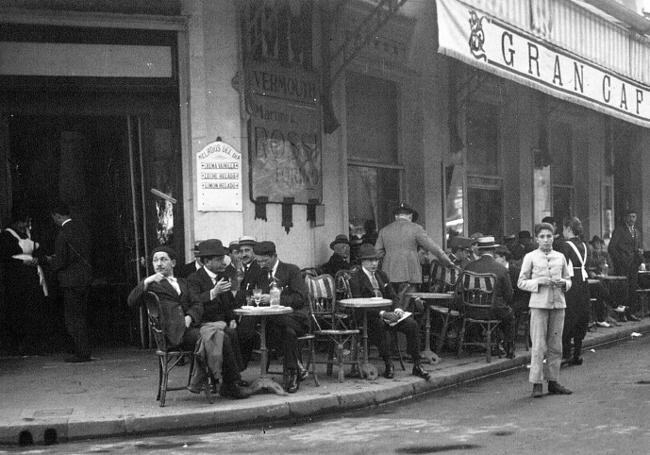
<box><xmin>1</xmin><ymin>94</ymin><xmax>184</xmax><ymax>351</ymax></box>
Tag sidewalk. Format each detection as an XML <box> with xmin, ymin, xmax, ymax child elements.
<box><xmin>1</xmin><ymin>319</ymin><xmax>649</xmax><ymax>446</ymax></box>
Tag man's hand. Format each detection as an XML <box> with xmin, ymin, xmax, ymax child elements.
<box><xmin>537</xmin><ymin>277</ymin><xmax>552</xmax><ymax>286</ymax></box>
<box><xmin>184</xmin><ymin>315</ymin><xmax>192</xmax><ymax>328</ymax></box>
<box><xmin>259</xmin><ymin>294</ymin><xmax>271</xmax><ymax>305</ymax></box>
<box><xmin>144</xmin><ymin>272</ymin><xmax>166</xmax><ymax>289</ymax></box>
<box><xmin>229</xmin><ymin>320</ymin><xmax>237</xmax><ymax>329</ymax></box>
<box><xmin>381</xmin><ymin>311</ymin><xmax>400</xmax><ymax>323</ymax></box>
<box><xmin>209</xmin><ymin>278</ymin><xmax>231</xmax><ymax>299</ymax></box>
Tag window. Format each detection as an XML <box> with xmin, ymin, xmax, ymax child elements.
<box><xmin>346</xmin><ymin>73</ymin><xmax>401</xmax><ymax>234</ymax></box>
<box><xmin>550</xmin><ymin>122</ymin><xmax>573</xmax><ymax>223</ymax></box>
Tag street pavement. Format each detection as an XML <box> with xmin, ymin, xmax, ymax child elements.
<box><xmin>0</xmin><ymin>318</ymin><xmax>648</xmax><ymax>449</ymax></box>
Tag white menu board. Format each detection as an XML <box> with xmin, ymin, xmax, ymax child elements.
<box><xmin>196</xmin><ymin>141</ymin><xmax>242</xmax><ymax>212</ymax></box>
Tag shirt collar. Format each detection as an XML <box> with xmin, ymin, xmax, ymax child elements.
<box><xmin>203</xmin><ymin>266</ymin><xmax>217</xmax><ymax>281</ymax></box>
<box><xmin>61</xmin><ymin>218</ymin><xmax>72</xmax><ymax>227</ymax></box>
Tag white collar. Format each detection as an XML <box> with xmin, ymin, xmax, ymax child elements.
<box><xmin>61</xmin><ymin>218</ymin><xmax>72</xmax><ymax>227</ymax></box>
<box><xmin>203</xmin><ymin>266</ymin><xmax>218</xmax><ymax>281</ymax></box>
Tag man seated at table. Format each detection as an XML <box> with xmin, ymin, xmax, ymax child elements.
<box><xmin>187</xmin><ymin>239</ymin><xmax>246</xmax><ymax>372</ymax></box>
<box><xmin>321</xmin><ymin>234</ymin><xmax>352</xmax><ymax>276</ymax></box>
<box><xmin>448</xmin><ymin>236</ymin><xmax>473</xmax><ymax>269</ymax></box>
<box><xmin>587</xmin><ymin>235</ymin><xmax>625</xmax><ymax>326</ymax></box>
<box><xmin>253</xmin><ymin>241</ymin><xmax>310</xmax><ymax>393</ymax></box>
<box><xmin>233</xmin><ymin>235</ymin><xmax>263</xmax><ymax>368</ymax></box>
<box><xmin>127</xmin><ymin>246</ymin><xmax>249</xmax><ymax>399</ymax></box>
<box><xmin>348</xmin><ymin>244</ymin><xmax>431</xmax><ymax>380</ymax></box>
<box><xmin>464</xmin><ymin>236</ymin><xmax>516</xmax><ymax>359</ymax></box>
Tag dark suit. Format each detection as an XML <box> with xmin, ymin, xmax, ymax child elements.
<box><xmin>348</xmin><ymin>267</ymin><xmax>422</xmax><ymax>362</ymax></box>
<box><xmin>187</xmin><ymin>267</ymin><xmax>244</xmax><ymax>370</ymax></box>
<box><xmin>127</xmin><ymin>277</ymin><xmax>241</xmax><ymax>384</ymax></box>
<box><xmin>464</xmin><ymin>254</ymin><xmax>516</xmax><ymax>343</ymax></box>
<box><xmin>50</xmin><ymin>219</ymin><xmax>92</xmax><ymax>359</ymax></box>
<box><xmin>255</xmin><ymin>260</ymin><xmax>309</xmax><ymax>370</ymax></box>
<box><xmin>609</xmin><ymin>224</ymin><xmax>643</xmax><ymax>309</ymax></box>
<box><xmin>178</xmin><ymin>260</ymin><xmax>202</xmax><ymax>279</ymax></box>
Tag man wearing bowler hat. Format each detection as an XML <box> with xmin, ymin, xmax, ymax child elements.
<box><xmin>448</xmin><ymin>236</ymin><xmax>473</xmax><ymax>269</ymax></box>
<box><xmin>178</xmin><ymin>241</ymin><xmax>203</xmax><ymax>279</ymax></box>
<box><xmin>349</xmin><ymin>243</ymin><xmax>432</xmax><ymax>380</ymax></box>
<box><xmin>253</xmin><ymin>241</ymin><xmax>310</xmax><ymax>393</ymax></box>
<box><xmin>321</xmin><ymin>234</ymin><xmax>352</xmax><ymax>276</ymax></box>
<box><xmin>127</xmin><ymin>246</ymin><xmax>249</xmax><ymax>399</ymax></box>
<box><xmin>375</xmin><ymin>202</ymin><xmax>453</xmax><ymax>306</ymax></box>
<box><xmin>464</xmin><ymin>236</ymin><xmax>517</xmax><ymax>358</ymax></box>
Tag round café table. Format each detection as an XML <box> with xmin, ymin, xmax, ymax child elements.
<box><xmin>339</xmin><ymin>298</ymin><xmax>392</xmax><ymax>380</ymax></box>
<box><xmin>234</xmin><ymin>305</ymin><xmax>293</xmax><ymax>395</ymax></box>
<box><xmin>406</xmin><ymin>292</ymin><xmax>455</xmax><ymax>364</ymax></box>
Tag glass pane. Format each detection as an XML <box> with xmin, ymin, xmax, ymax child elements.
<box><xmin>533</xmin><ymin>165</ymin><xmax>551</xmax><ymax>225</ymax></box>
<box><xmin>445</xmin><ymin>162</ymin><xmax>464</xmax><ymax>239</ymax></box>
<box><xmin>348</xmin><ymin>165</ymin><xmax>400</xmax><ymax>240</ymax></box>
<box><xmin>467</xmin><ymin>187</ymin><xmax>503</xmax><ymax>238</ymax></box>
<box><xmin>346</xmin><ymin>73</ymin><xmax>398</xmax><ymax>163</ymax></box>
<box><xmin>603</xmin><ymin>184</ymin><xmax>613</xmax><ymax>243</ymax></box>
<box><xmin>550</xmin><ymin>122</ymin><xmax>572</xmax><ymax>185</ymax></box>
<box><xmin>466</xmin><ymin>101</ymin><xmax>499</xmax><ymax>175</ymax></box>
<box><xmin>552</xmin><ymin>186</ymin><xmax>573</xmax><ymax>224</ymax></box>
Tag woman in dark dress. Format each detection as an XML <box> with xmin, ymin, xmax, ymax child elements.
<box><xmin>0</xmin><ymin>208</ymin><xmax>48</xmax><ymax>354</ymax></box>
<box><xmin>558</xmin><ymin>217</ymin><xmax>589</xmax><ymax>365</ymax></box>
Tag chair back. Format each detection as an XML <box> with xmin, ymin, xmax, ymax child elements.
<box><xmin>334</xmin><ymin>268</ymin><xmax>356</xmax><ymax>300</ymax></box>
<box><xmin>457</xmin><ymin>271</ymin><xmax>496</xmax><ymax>320</ymax></box>
<box><xmin>429</xmin><ymin>261</ymin><xmax>463</xmax><ymax>293</ymax></box>
<box><xmin>144</xmin><ymin>291</ymin><xmax>169</xmax><ymax>351</ymax></box>
<box><xmin>305</xmin><ymin>274</ymin><xmax>341</xmax><ymax>331</ymax></box>
<box><xmin>300</xmin><ymin>267</ymin><xmax>320</xmax><ymax>280</ymax></box>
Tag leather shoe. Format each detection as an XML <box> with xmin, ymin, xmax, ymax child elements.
<box><xmin>570</xmin><ymin>357</ymin><xmax>583</xmax><ymax>366</ymax></box>
<box><xmin>220</xmin><ymin>382</ymin><xmax>251</xmax><ymax>399</ymax></box>
<box><xmin>532</xmin><ymin>383</ymin><xmax>543</xmax><ymax>398</ymax></box>
<box><xmin>65</xmin><ymin>355</ymin><xmax>91</xmax><ymax>363</ymax></box>
<box><xmin>298</xmin><ymin>367</ymin><xmax>309</xmax><ymax>382</ymax></box>
<box><xmin>412</xmin><ymin>363</ymin><xmax>431</xmax><ymax>381</ymax></box>
<box><xmin>286</xmin><ymin>372</ymin><xmax>299</xmax><ymax>393</ymax></box>
<box><xmin>548</xmin><ymin>381</ymin><xmax>572</xmax><ymax>395</ymax></box>
<box><xmin>383</xmin><ymin>362</ymin><xmax>395</xmax><ymax>379</ymax></box>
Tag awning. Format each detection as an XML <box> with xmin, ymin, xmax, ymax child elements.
<box><xmin>436</xmin><ymin>0</ymin><xmax>650</xmax><ymax>128</ymax></box>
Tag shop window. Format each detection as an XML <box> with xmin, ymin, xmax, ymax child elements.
<box><xmin>467</xmin><ymin>101</ymin><xmax>499</xmax><ymax>176</ymax></box>
<box><xmin>346</xmin><ymin>72</ymin><xmax>401</xmax><ymax>236</ymax></box>
<box><xmin>550</xmin><ymin>122</ymin><xmax>574</xmax><ymax>220</ymax></box>
<box><xmin>467</xmin><ymin>177</ymin><xmax>503</xmax><ymax>239</ymax></box>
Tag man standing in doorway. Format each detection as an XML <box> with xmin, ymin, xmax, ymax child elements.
<box><xmin>375</xmin><ymin>202</ymin><xmax>453</xmax><ymax>306</ymax></box>
<box><xmin>49</xmin><ymin>203</ymin><xmax>93</xmax><ymax>363</ymax></box>
<box><xmin>608</xmin><ymin>209</ymin><xmax>643</xmax><ymax>321</ymax></box>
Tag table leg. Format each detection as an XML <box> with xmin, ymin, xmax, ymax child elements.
<box><xmin>420</xmin><ymin>304</ymin><xmax>440</xmax><ymax>365</ymax></box>
<box><xmin>359</xmin><ymin>310</ymin><xmax>378</xmax><ymax>380</ymax></box>
<box><xmin>249</xmin><ymin>316</ymin><xmax>287</xmax><ymax>396</ymax></box>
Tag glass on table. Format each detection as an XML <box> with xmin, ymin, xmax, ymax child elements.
<box><xmin>253</xmin><ymin>288</ymin><xmax>263</xmax><ymax>306</ymax></box>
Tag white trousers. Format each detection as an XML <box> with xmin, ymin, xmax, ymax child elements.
<box><xmin>529</xmin><ymin>308</ymin><xmax>565</xmax><ymax>384</ymax></box>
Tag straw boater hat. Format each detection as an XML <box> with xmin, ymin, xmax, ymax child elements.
<box><xmin>476</xmin><ymin>236</ymin><xmax>499</xmax><ymax>250</ymax></box>
<box><xmin>329</xmin><ymin>234</ymin><xmax>350</xmax><ymax>250</ymax></box>
<box><xmin>357</xmin><ymin>243</ymin><xmax>380</xmax><ymax>260</ymax></box>
<box><xmin>196</xmin><ymin>239</ymin><xmax>227</xmax><ymax>257</ymax></box>
<box><xmin>393</xmin><ymin>202</ymin><xmax>419</xmax><ymax>222</ymax></box>
<box><xmin>238</xmin><ymin>235</ymin><xmax>257</xmax><ymax>247</ymax></box>
<box><xmin>228</xmin><ymin>240</ymin><xmax>240</xmax><ymax>252</ymax></box>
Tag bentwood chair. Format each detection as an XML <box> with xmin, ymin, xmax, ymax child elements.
<box><xmin>144</xmin><ymin>291</ymin><xmax>213</xmax><ymax>407</ymax></box>
<box><xmin>305</xmin><ymin>274</ymin><xmax>359</xmax><ymax>382</ymax></box>
<box><xmin>428</xmin><ymin>262</ymin><xmax>463</xmax><ymax>352</ymax></box>
<box><xmin>456</xmin><ymin>271</ymin><xmax>502</xmax><ymax>363</ymax></box>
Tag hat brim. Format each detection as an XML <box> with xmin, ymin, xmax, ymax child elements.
<box><xmin>477</xmin><ymin>243</ymin><xmax>500</xmax><ymax>249</ymax></box>
<box><xmin>330</xmin><ymin>240</ymin><xmax>350</xmax><ymax>249</ymax></box>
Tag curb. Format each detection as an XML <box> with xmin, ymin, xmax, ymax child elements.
<box><xmin>2</xmin><ymin>322</ymin><xmax>649</xmax><ymax>445</ymax></box>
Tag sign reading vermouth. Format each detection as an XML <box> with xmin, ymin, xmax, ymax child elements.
<box><xmin>438</xmin><ymin>0</ymin><xmax>650</xmax><ymax>128</ymax></box>
<box><xmin>196</xmin><ymin>141</ymin><xmax>242</xmax><ymax>212</ymax></box>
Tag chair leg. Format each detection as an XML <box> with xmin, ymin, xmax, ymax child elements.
<box><xmin>336</xmin><ymin>341</ymin><xmax>345</xmax><ymax>383</ymax></box>
<box><xmin>159</xmin><ymin>355</ymin><xmax>169</xmax><ymax>407</ymax></box>
<box><xmin>156</xmin><ymin>356</ymin><xmax>163</xmax><ymax>401</ymax></box>
<box><xmin>310</xmin><ymin>341</ymin><xmax>319</xmax><ymax>387</ymax></box>
<box><xmin>326</xmin><ymin>344</ymin><xmax>335</xmax><ymax>376</ymax></box>
<box><xmin>457</xmin><ymin>319</ymin><xmax>466</xmax><ymax>358</ymax></box>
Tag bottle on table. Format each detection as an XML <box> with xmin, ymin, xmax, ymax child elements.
<box><xmin>269</xmin><ymin>279</ymin><xmax>281</xmax><ymax>306</ymax></box>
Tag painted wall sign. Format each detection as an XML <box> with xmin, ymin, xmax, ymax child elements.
<box><xmin>437</xmin><ymin>0</ymin><xmax>650</xmax><ymax>128</ymax></box>
<box><xmin>241</xmin><ymin>0</ymin><xmax>322</xmax><ymax>204</ymax></box>
<box><xmin>196</xmin><ymin>141</ymin><xmax>242</xmax><ymax>212</ymax></box>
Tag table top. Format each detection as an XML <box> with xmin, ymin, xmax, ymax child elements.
<box><xmin>406</xmin><ymin>292</ymin><xmax>454</xmax><ymax>300</ymax></box>
<box><xmin>339</xmin><ymin>297</ymin><xmax>393</xmax><ymax>308</ymax></box>
<box><xmin>587</xmin><ymin>279</ymin><xmax>601</xmax><ymax>284</ymax></box>
<box><xmin>597</xmin><ymin>275</ymin><xmax>628</xmax><ymax>281</ymax></box>
<box><xmin>234</xmin><ymin>306</ymin><xmax>293</xmax><ymax>316</ymax></box>
<box><xmin>638</xmin><ymin>271</ymin><xmax>650</xmax><ymax>275</ymax></box>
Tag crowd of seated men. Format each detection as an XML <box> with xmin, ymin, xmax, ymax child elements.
<box><xmin>130</xmin><ymin>215</ymin><xmax>648</xmax><ymax>402</ymax></box>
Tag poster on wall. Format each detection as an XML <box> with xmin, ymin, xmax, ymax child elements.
<box><xmin>196</xmin><ymin>140</ymin><xmax>242</xmax><ymax>212</ymax></box>
<box><xmin>240</xmin><ymin>0</ymin><xmax>323</xmax><ymax>205</ymax></box>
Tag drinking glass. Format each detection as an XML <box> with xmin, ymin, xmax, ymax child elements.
<box><xmin>253</xmin><ymin>288</ymin><xmax>263</xmax><ymax>306</ymax></box>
